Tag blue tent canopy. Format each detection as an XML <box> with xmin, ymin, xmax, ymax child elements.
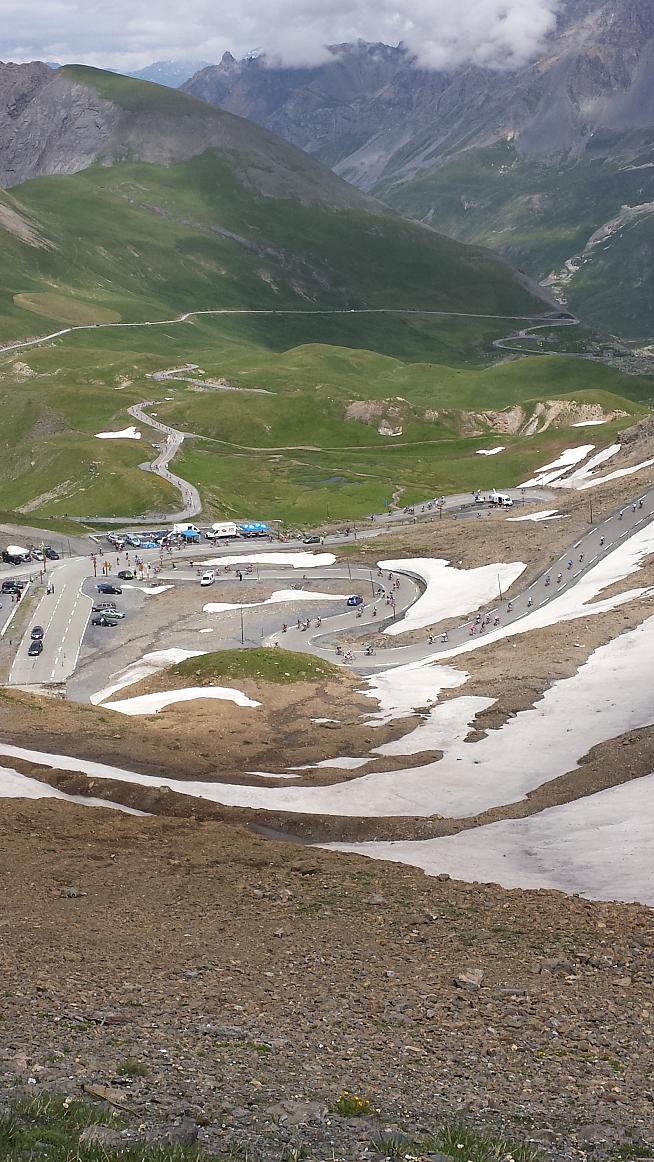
<box><xmin>180</xmin><ymin>528</ymin><xmax>200</xmax><ymax>540</ymax></box>
<box><xmin>238</xmin><ymin>521</ymin><xmax>269</xmax><ymax>533</ymax></box>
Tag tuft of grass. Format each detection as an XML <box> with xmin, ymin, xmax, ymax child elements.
<box><xmin>434</xmin><ymin>1121</ymin><xmax>544</xmax><ymax>1162</ymax></box>
<box><xmin>172</xmin><ymin>648</ymin><xmax>343</xmax><ymax>685</ymax></box>
<box><xmin>370</xmin><ymin>1131</ymin><xmax>414</xmax><ymax>1157</ymax></box>
<box><xmin>0</xmin><ymin>1093</ymin><xmax>213</xmax><ymax>1161</ymax></box>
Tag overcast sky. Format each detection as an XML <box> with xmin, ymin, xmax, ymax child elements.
<box><xmin>1</xmin><ymin>0</ymin><xmax>562</xmax><ymax>72</ymax></box>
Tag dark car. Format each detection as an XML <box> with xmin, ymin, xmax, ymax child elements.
<box><xmin>1</xmin><ymin>581</ymin><xmax>21</xmax><ymax>594</ymax></box>
<box><xmin>28</xmin><ymin>639</ymin><xmax>43</xmax><ymax>656</ymax></box>
<box><xmin>91</xmin><ymin>615</ymin><xmax>118</xmax><ymax>627</ymax></box>
<box><xmin>117</xmin><ymin>569</ymin><xmax>135</xmax><ymax>580</ymax></box>
<box><xmin>346</xmin><ymin>594</ymin><xmax>364</xmax><ymax>607</ymax></box>
<box><xmin>44</xmin><ymin>547</ymin><xmax>60</xmax><ymax>560</ymax></box>
<box><xmin>303</xmin><ymin>535</ymin><xmax>322</xmax><ymax>544</ymax></box>
<box><xmin>30</xmin><ymin>626</ymin><xmax>44</xmax><ymax>640</ymax></box>
<box><xmin>97</xmin><ymin>583</ymin><xmax>122</xmax><ymax>595</ymax></box>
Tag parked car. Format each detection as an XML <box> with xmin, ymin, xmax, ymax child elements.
<box><xmin>93</xmin><ymin>601</ymin><xmax>117</xmax><ymax>611</ymax></box>
<box><xmin>346</xmin><ymin>594</ymin><xmax>364</xmax><ymax>607</ymax></box>
<box><xmin>91</xmin><ymin>615</ymin><xmax>118</xmax><ymax>627</ymax></box>
<box><xmin>139</xmin><ymin>540</ymin><xmax>159</xmax><ymax>549</ymax></box>
<box><xmin>117</xmin><ymin>570</ymin><xmax>135</xmax><ymax>580</ymax></box>
<box><xmin>97</xmin><ymin>583</ymin><xmax>122</xmax><ymax>594</ymax></box>
<box><xmin>1</xmin><ymin>581</ymin><xmax>21</xmax><ymax>594</ymax></box>
<box><xmin>200</xmin><ymin>571</ymin><xmax>216</xmax><ymax>587</ymax></box>
<box><xmin>92</xmin><ymin>606</ymin><xmax>125</xmax><ymax>618</ymax></box>
<box><xmin>44</xmin><ymin>547</ymin><xmax>60</xmax><ymax>560</ymax></box>
<box><xmin>28</xmin><ymin>639</ymin><xmax>43</xmax><ymax>656</ymax></box>
<box><xmin>30</xmin><ymin>626</ymin><xmax>44</xmax><ymax>640</ymax></box>
<box><xmin>303</xmin><ymin>535</ymin><xmax>321</xmax><ymax>544</ymax></box>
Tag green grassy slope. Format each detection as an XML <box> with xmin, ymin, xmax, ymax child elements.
<box><xmin>0</xmin><ymin>154</ymin><xmax>548</xmax><ymax>351</ymax></box>
<box><xmin>0</xmin><ymin>67</ymin><xmax>650</xmax><ymax>526</ymax></box>
<box><xmin>376</xmin><ymin>140</ymin><xmax>654</xmax><ymax>339</ymax></box>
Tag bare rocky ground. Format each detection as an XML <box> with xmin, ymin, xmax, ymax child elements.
<box><xmin>1</xmin><ymin>800</ymin><xmax>653</xmax><ymax>1161</ymax></box>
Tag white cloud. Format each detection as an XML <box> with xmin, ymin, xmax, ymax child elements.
<box><xmin>1</xmin><ymin>0</ymin><xmax>563</xmax><ymax>72</ymax></box>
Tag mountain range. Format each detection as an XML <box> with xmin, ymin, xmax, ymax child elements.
<box><xmin>0</xmin><ymin>62</ymin><xmax>550</xmax><ymax>357</ymax></box>
<box><xmin>131</xmin><ymin>59</ymin><xmax>212</xmax><ymax>88</ymax></box>
<box><xmin>183</xmin><ymin>0</ymin><xmax>654</xmax><ymax>339</ymax></box>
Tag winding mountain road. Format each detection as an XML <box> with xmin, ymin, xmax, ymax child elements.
<box><xmin>0</xmin><ymin>306</ymin><xmax>575</xmax><ymax>359</ymax></box>
<box><xmin>127</xmin><ymin>402</ymin><xmax>201</xmax><ymax>520</ymax></box>
<box><xmin>268</xmin><ymin>484</ymin><xmax>654</xmax><ymax>672</ymax></box>
<box><xmin>7</xmin><ymin>480</ymin><xmax>653</xmax><ymax>691</ymax></box>
<box><xmin>0</xmin><ymin>305</ymin><xmax>578</xmax><ymax>525</ymax></box>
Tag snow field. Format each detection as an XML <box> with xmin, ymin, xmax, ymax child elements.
<box><xmin>90</xmin><ymin>648</ymin><xmax>206</xmax><ymax>705</ymax></box>
<box><xmin>518</xmin><ymin>441</ymin><xmax>654</xmax><ymax>491</ymax></box>
<box><xmin>203</xmin><ymin>553</ymin><xmax>336</xmax><ymax>570</ymax></box>
<box><xmin>0</xmin><ymin>765</ymin><xmax>146</xmax><ymax>815</ymax></box>
<box><xmin>325</xmin><ymin>773</ymin><xmax>654</xmax><ymax>906</ymax></box>
<box><xmin>95</xmin><ymin>427</ymin><xmax>142</xmax><ymax>440</ymax></box>
<box><xmin>103</xmin><ymin>686</ymin><xmax>260</xmax><ymax>716</ymax></box>
<box><xmin>507</xmin><ymin>510</ymin><xmax>564</xmax><ymax>523</ymax></box>
<box><xmin>379</xmin><ymin>558</ymin><xmax>526</xmax><ymax>637</ymax></box>
<box><xmin>2</xmin><ymin>615</ymin><xmax>654</xmax><ymax>826</ymax></box>
<box><xmin>203</xmin><ymin>589</ymin><xmax>348</xmax><ymax>614</ymax></box>
<box><xmin>519</xmin><ymin>445</ymin><xmax>595</xmax><ymax>488</ymax></box>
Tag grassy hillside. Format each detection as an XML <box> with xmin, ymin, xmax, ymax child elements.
<box><xmin>0</xmin><ymin>155</ymin><xmax>549</xmax><ymax>352</ymax></box>
<box><xmin>376</xmin><ymin>140</ymin><xmax>654</xmax><ymax>339</ymax></box>
<box><xmin>1</xmin><ymin>315</ymin><xmax>648</xmax><ymax>524</ymax></box>
<box><xmin>0</xmin><ymin>67</ymin><xmax>650</xmax><ymax>526</ymax></box>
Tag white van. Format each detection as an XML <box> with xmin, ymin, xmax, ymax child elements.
<box><xmin>206</xmin><ymin>521</ymin><xmax>239</xmax><ymax>540</ymax></box>
<box><xmin>200</xmin><ymin>570</ymin><xmax>216</xmax><ymax>587</ymax></box>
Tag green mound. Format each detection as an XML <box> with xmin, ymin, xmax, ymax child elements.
<box><xmin>173</xmin><ymin>648</ymin><xmax>342</xmax><ymax>684</ymax></box>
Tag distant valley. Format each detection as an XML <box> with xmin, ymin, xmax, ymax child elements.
<box><xmin>183</xmin><ymin>0</ymin><xmax>654</xmax><ymax>340</ymax></box>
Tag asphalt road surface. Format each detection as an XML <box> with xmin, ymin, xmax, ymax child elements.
<box><xmin>274</xmin><ymin>486</ymin><xmax>654</xmax><ymax>671</ymax></box>
<box><xmin>8</xmin><ymin>559</ymin><xmax>91</xmax><ymax>687</ymax></box>
<box><xmin>6</xmin><ymin>482</ymin><xmax>653</xmax><ymax>689</ymax></box>
<box><xmin>128</xmin><ymin>401</ymin><xmax>201</xmax><ymax>520</ymax></box>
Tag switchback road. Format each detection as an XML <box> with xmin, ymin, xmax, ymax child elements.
<box><xmin>8</xmin><ymin>480</ymin><xmax>653</xmax><ymax>690</ymax></box>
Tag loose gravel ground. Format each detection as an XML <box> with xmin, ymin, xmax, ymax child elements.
<box><xmin>1</xmin><ymin>801</ymin><xmax>653</xmax><ymax>1160</ymax></box>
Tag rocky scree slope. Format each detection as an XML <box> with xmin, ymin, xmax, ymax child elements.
<box><xmin>0</xmin><ymin>62</ymin><xmax>374</xmax><ymax>209</ymax></box>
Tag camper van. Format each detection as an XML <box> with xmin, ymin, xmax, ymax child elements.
<box><xmin>491</xmin><ymin>493</ymin><xmax>513</xmax><ymax>508</ymax></box>
<box><xmin>171</xmin><ymin>523</ymin><xmax>201</xmax><ymax>537</ymax></box>
<box><xmin>205</xmin><ymin>522</ymin><xmax>239</xmax><ymax>540</ymax></box>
